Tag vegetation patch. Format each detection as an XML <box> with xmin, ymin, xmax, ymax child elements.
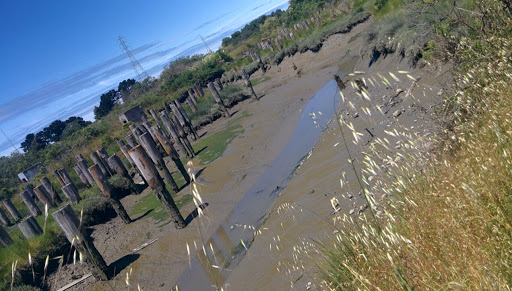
<box><xmin>193</xmin><ymin>112</ymin><xmax>249</xmax><ymax>165</ymax></box>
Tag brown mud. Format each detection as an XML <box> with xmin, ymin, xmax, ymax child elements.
<box><xmin>48</xmin><ymin>16</ymin><xmax>450</xmax><ymax>290</ymax></box>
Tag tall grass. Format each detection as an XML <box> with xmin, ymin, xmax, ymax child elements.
<box><xmin>312</xmin><ymin>0</ymin><xmax>512</xmax><ymax>289</ymax></box>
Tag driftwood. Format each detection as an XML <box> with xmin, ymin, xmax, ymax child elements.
<box><xmin>52</xmin><ymin>204</ymin><xmax>109</xmax><ymax>280</ymax></box>
<box><xmin>128</xmin><ymin>145</ymin><xmax>186</xmax><ymax>229</ymax></box>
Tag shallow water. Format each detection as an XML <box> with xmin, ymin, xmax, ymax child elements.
<box><xmin>176</xmin><ymin>79</ymin><xmax>340</xmax><ymax>289</ymax></box>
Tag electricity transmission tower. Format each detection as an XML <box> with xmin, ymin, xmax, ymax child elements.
<box><xmin>200</xmin><ymin>36</ymin><xmax>213</xmax><ymax>54</ymax></box>
<box><xmin>118</xmin><ymin>36</ymin><xmax>149</xmax><ymax>81</ymax></box>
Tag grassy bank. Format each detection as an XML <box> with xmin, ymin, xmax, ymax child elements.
<box><xmin>315</xmin><ymin>0</ymin><xmax>512</xmax><ymax>289</ymax></box>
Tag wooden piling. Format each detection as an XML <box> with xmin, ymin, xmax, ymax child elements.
<box><xmin>129</xmin><ymin>124</ymin><xmax>141</xmax><ymax>142</ymax></box>
<box><xmin>3</xmin><ymin>199</ymin><xmax>21</xmax><ymax>221</ymax></box>
<box><xmin>97</xmin><ymin>148</ymin><xmax>114</xmax><ymax>176</ymax></box>
<box><xmin>171</xmin><ymin>115</ymin><xmax>195</xmax><ymax>156</ymax></box>
<box><xmin>149</xmin><ymin>109</ymin><xmax>159</xmax><ymax>122</ymax></box>
<box><xmin>0</xmin><ymin>208</ymin><xmax>10</xmax><ymax>226</ymax></box>
<box><xmin>240</xmin><ymin>68</ymin><xmax>259</xmax><ymax>100</ymax></box>
<box><xmin>52</xmin><ymin>204</ymin><xmax>109</xmax><ymax>280</ymax></box>
<box><xmin>171</xmin><ymin>100</ymin><xmax>198</xmax><ymax>140</ymax></box>
<box><xmin>160</xmin><ymin>112</ymin><xmax>190</xmax><ymax>158</ymax></box>
<box><xmin>54</xmin><ymin>170</ymin><xmax>65</xmax><ymax>186</ymax></box>
<box><xmin>34</xmin><ymin>185</ymin><xmax>56</xmax><ymax>208</ymax></box>
<box><xmin>139</xmin><ymin>133</ymin><xmax>179</xmax><ymax>192</ymax></box>
<box><xmin>125</xmin><ymin>134</ymin><xmax>138</xmax><ymax>148</ymax></box>
<box><xmin>192</xmin><ymin>86</ymin><xmax>201</xmax><ymax>99</ymax></box>
<box><xmin>20</xmin><ymin>190</ymin><xmax>41</xmax><ymax>217</ymax></box>
<box><xmin>76</xmin><ymin>155</ymin><xmax>95</xmax><ymax>185</ymax></box>
<box><xmin>128</xmin><ymin>145</ymin><xmax>186</xmax><ymax>229</ymax></box>
<box><xmin>274</xmin><ymin>38</ymin><xmax>282</xmax><ymax>51</ymax></box>
<box><xmin>18</xmin><ymin>216</ymin><xmax>43</xmax><ymax>239</ymax></box>
<box><xmin>108</xmin><ymin>154</ymin><xmax>130</xmax><ymax>180</ymax></box>
<box><xmin>151</xmin><ymin>126</ymin><xmax>190</xmax><ymax>183</ymax></box>
<box><xmin>89</xmin><ymin>165</ymin><xmax>132</xmax><ymax>224</ymax></box>
<box><xmin>0</xmin><ymin>225</ymin><xmax>13</xmax><ymax>247</ymax></box>
<box><xmin>115</xmin><ymin>138</ymin><xmax>134</xmax><ymax>166</ymax></box>
<box><xmin>90</xmin><ymin>152</ymin><xmax>109</xmax><ymax>177</ymax></box>
<box><xmin>195</xmin><ymin>83</ymin><xmax>204</xmax><ymax>96</ymax></box>
<box><xmin>40</xmin><ymin>176</ymin><xmax>63</xmax><ymax>205</ymax></box>
<box><xmin>186</xmin><ymin>97</ymin><xmax>197</xmax><ymax>112</ymax></box>
<box><xmin>207</xmin><ymin>82</ymin><xmax>231</xmax><ymax>117</ymax></box>
<box><xmin>61</xmin><ymin>183</ymin><xmax>81</xmax><ymax>204</ymax></box>
<box><xmin>74</xmin><ymin>166</ymin><xmax>91</xmax><ymax>187</ymax></box>
<box><xmin>187</xmin><ymin>89</ymin><xmax>198</xmax><ymax>106</ymax></box>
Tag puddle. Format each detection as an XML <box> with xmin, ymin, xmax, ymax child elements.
<box><xmin>176</xmin><ymin>79</ymin><xmax>340</xmax><ymax>289</ymax></box>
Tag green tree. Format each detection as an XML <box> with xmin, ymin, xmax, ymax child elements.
<box><xmin>94</xmin><ymin>89</ymin><xmax>118</xmax><ymax>120</ymax></box>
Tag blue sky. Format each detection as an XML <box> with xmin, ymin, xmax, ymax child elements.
<box><xmin>0</xmin><ymin>0</ymin><xmax>289</xmax><ymax>157</ymax></box>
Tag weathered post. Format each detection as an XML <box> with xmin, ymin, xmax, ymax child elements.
<box><xmin>3</xmin><ymin>199</ymin><xmax>21</xmax><ymax>221</ymax></box>
<box><xmin>73</xmin><ymin>166</ymin><xmax>91</xmax><ymax>187</ymax></box>
<box><xmin>53</xmin><ymin>170</ymin><xmax>65</xmax><ymax>186</ymax></box>
<box><xmin>76</xmin><ymin>155</ymin><xmax>95</xmax><ymax>185</ymax></box>
<box><xmin>0</xmin><ymin>226</ymin><xmax>13</xmax><ymax>246</ymax></box>
<box><xmin>108</xmin><ymin>154</ymin><xmax>139</xmax><ymax>194</ymax></box>
<box><xmin>89</xmin><ymin>165</ymin><xmax>132</xmax><ymax>224</ymax></box>
<box><xmin>215</xmin><ymin>79</ymin><xmax>223</xmax><ymax>91</ymax></box>
<box><xmin>24</xmin><ymin>185</ymin><xmax>37</xmax><ymax>201</ymax></box>
<box><xmin>149</xmin><ymin>109</ymin><xmax>159</xmax><ymax>122</ymax></box>
<box><xmin>171</xmin><ymin>101</ymin><xmax>198</xmax><ymax>140</ymax></box>
<box><xmin>90</xmin><ymin>152</ymin><xmax>109</xmax><ymax>177</ymax></box>
<box><xmin>192</xmin><ymin>86</ymin><xmax>201</xmax><ymax>99</ymax></box>
<box><xmin>240</xmin><ymin>68</ymin><xmax>259</xmax><ymax>100</ymax></box>
<box><xmin>18</xmin><ymin>216</ymin><xmax>43</xmax><ymax>239</ymax></box>
<box><xmin>195</xmin><ymin>83</ymin><xmax>204</xmax><ymax>96</ymax></box>
<box><xmin>129</xmin><ymin>124</ymin><xmax>141</xmax><ymax>143</ymax></box>
<box><xmin>0</xmin><ymin>208</ymin><xmax>10</xmax><ymax>226</ymax></box>
<box><xmin>52</xmin><ymin>204</ymin><xmax>109</xmax><ymax>280</ymax></box>
<box><xmin>139</xmin><ymin>133</ymin><xmax>179</xmax><ymax>192</ymax></box>
<box><xmin>160</xmin><ymin>112</ymin><xmax>190</xmax><ymax>158</ymax></box>
<box><xmin>207</xmin><ymin>82</ymin><xmax>231</xmax><ymax>117</ymax></box>
<box><xmin>108</xmin><ymin>154</ymin><xmax>131</xmax><ymax>181</ymax></box>
<box><xmin>96</xmin><ymin>148</ymin><xmax>114</xmax><ymax>176</ymax></box>
<box><xmin>151</xmin><ymin>126</ymin><xmax>190</xmax><ymax>183</ymax></box>
<box><xmin>61</xmin><ymin>184</ymin><xmax>81</xmax><ymax>204</ymax></box>
<box><xmin>115</xmin><ymin>138</ymin><xmax>134</xmax><ymax>166</ymax></box>
<box><xmin>128</xmin><ymin>145</ymin><xmax>186</xmax><ymax>229</ymax></box>
<box><xmin>20</xmin><ymin>191</ymin><xmax>41</xmax><ymax>217</ymax></box>
<box><xmin>274</xmin><ymin>38</ymin><xmax>282</xmax><ymax>51</ymax></box>
<box><xmin>171</xmin><ymin>115</ymin><xmax>195</xmax><ymax>156</ymax></box>
<box><xmin>40</xmin><ymin>176</ymin><xmax>63</xmax><ymax>205</ymax></box>
<box><xmin>187</xmin><ymin>89</ymin><xmax>198</xmax><ymax>106</ymax></box>
<box><xmin>34</xmin><ymin>185</ymin><xmax>56</xmax><ymax>208</ymax></box>
<box><xmin>186</xmin><ymin>97</ymin><xmax>197</xmax><ymax>112</ymax></box>
<box><xmin>125</xmin><ymin>134</ymin><xmax>138</xmax><ymax>148</ymax></box>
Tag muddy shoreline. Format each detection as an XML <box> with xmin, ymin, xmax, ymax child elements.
<box><xmin>43</xmin><ymin>15</ymin><xmax>450</xmax><ymax>290</ymax></box>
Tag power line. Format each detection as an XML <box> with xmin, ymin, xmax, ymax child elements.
<box><xmin>118</xmin><ymin>36</ymin><xmax>150</xmax><ymax>81</ymax></box>
<box><xmin>0</xmin><ymin>128</ymin><xmax>21</xmax><ymax>154</ymax></box>
<box><xmin>200</xmin><ymin>35</ymin><xmax>213</xmax><ymax>54</ymax></box>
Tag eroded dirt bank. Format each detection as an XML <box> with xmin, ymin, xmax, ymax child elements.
<box><xmin>49</xmin><ymin>16</ymin><xmax>450</xmax><ymax>290</ymax></box>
